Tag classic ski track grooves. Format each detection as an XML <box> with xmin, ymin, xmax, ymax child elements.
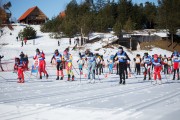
<box><xmin>0</xmin><ymin>81</ymin><xmax>152</xmax><ymax>104</ymax></box>
<box><xmin>3</xmin><ymin>85</ymin><xmax>179</xmax><ymax>120</ymax></box>
<box><xmin>0</xmin><ymin>84</ymin><xmax>155</xmax><ymax>119</ymax></box>
<box><xmin>113</xmin><ymin>89</ymin><xmax>180</xmax><ymax>115</ymax></box>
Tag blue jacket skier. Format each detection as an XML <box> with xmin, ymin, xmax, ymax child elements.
<box><xmin>113</xmin><ymin>47</ymin><xmax>130</xmax><ymax>84</ymax></box>
<box><xmin>85</xmin><ymin>49</ymin><xmax>96</xmax><ymax>83</ymax></box>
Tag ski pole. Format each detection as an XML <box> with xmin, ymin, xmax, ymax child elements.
<box><xmin>24</xmin><ymin>71</ymin><xmax>32</xmax><ymax>81</ymax></box>
<box><xmin>72</xmin><ymin>64</ymin><xmax>79</xmax><ymax>75</ymax></box>
<box><xmin>80</xmin><ymin>69</ymin><xmax>81</xmax><ymax>83</ymax></box>
<box><xmin>0</xmin><ymin>75</ymin><xmax>7</xmax><ymax>80</ymax></box>
<box><xmin>150</xmin><ymin>69</ymin><xmax>153</xmax><ymax>84</ymax></box>
<box><xmin>164</xmin><ymin>72</ymin><xmax>168</xmax><ymax>83</ymax></box>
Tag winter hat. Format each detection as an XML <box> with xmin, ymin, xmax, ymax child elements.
<box><xmin>136</xmin><ymin>54</ymin><xmax>140</xmax><ymax>57</ymax></box>
<box><xmin>54</xmin><ymin>49</ymin><xmax>59</xmax><ymax>54</ymax></box>
<box><xmin>154</xmin><ymin>54</ymin><xmax>158</xmax><ymax>59</ymax></box>
<box><xmin>144</xmin><ymin>52</ymin><xmax>148</xmax><ymax>56</ymax></box>
<box><xmin>66</xmin><ymin>48</ymin><xmax>69</xmax><ymax>52</ymax></box>
<box><xmin>85</xmin><ymin>49</ymin><xmax>90</xmax><ymax>55</ymax></box>
<box><xmin>118</xmin><ymin>47</ymin><xmax>123</xmax><ymax>50</ymax></box>
<box><xmin>36</xmin><ymin>48</ymin><xmax>40</xmax><ymax>53</ymax></box>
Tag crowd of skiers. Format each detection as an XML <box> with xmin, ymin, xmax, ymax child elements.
<box><xmin>133</xmin><ymin>51</ymin><xmax>180</xmax><ymax>82</ymax></box>
<box><xmin>9</xmin><ymin>46</ymin><xmax>180</xmax><ymax>84</ymax></box>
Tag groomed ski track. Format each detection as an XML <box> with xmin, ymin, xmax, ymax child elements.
<box><xmin>0</xmin><ymin>72</ymin><xmax>180</xmax><ymax>120</ymax></box>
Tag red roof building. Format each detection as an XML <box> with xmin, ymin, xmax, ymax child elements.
<box><xmin>18</xmin><ymin>6</ymin><xmax>48</xmax><ymax>24</ymax></box>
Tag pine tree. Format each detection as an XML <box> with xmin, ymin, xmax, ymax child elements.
<box><xmin>131</xmin><ymin>3</ymin><xmax>146</xmax><ymax>29</ymax></box>
<box><xmin>113</xmin><ymin>19</ymin><xmax>123</xmax><ymax>37</ymax></box>
<box><xmin>117</xmin><ymin>0</ymin><xmax>133</xmax><ymax>27</ymax></box>
<box><xmin>157</xmin><ymin>0</ymin><xmax>180</xmax><ymax>48</ymax></box>
<box><xmin>124</xmin><ymin>17</ymin><xmax>134</xmax><ymax>33</ymax></box>
<box><xmin>144</xmin><ymin>2</ymin><xmax>157</xmax><ymax>29</ymax></box>
<box><xmin>62</xmin><ymin>0</ymin><xmax>79</xmax><ymax>37</ymax></box>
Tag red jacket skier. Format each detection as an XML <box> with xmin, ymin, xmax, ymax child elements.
<box><xmin>16</xmin><ymin>58</ymin><xmax>25</xmax><ymax>83</ymax></box>
<box><xmin>171</xmin><ymin>51</ymin><xmax>180</xmax><ymax>80</ymax></box>
<box><xmin>33</xmin><ymin>48</ymin><xmax>48</xmax><ymax>79</ymax></box>
<box><xmin>152</xmin><ymin>54</ymin><xmax>162</xmax><ymax>81</ymax></box>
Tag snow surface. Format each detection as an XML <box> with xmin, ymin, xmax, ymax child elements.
<box><xmin>0</xmin><ymin>24</ymin><xmax>180</xmax><ymax>120</ymax></box>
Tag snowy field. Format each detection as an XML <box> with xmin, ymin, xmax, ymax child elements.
<box><xmin>0</xmin><ymin>24</ymin><xmax>180</xmax><ymax>120</ymax></box>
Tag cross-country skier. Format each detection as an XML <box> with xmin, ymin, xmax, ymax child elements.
<box><xmin>134</xmin><ymin>54</ymin><xmax>141</xmax><ymax>75</ymax></box>
<box><xmin>142</xmin><ymin>52</ymin><xmax>152</xmax><ymax>80</ymax></box>
<box><xmin>85</xmin><ymin>49</ymin><xmax>96</xmax><ymax>83</ymax></box>
<box><xmin>15</xmin><ymin>58</ymin><xmax>25</xmax><ymax>83</ymax></box>
<box><xmin>95</xmin><ymin>53</ymin><xmax>103</xmax><ymax>75</ymax></box>
<box><xmin>63</xmin><ymin>48</ymin><xmax>74</xmax><ymax>81</ymax></box>
<box><xmin>172</xmin><ymin>51</ymin><xmax>180</xmax><ymax>80</ymax></box>
<box><xmin>162</xmin><ymin>55</ymin><xmax>168</xmax><ymax>74</ymax></box>
<box><xmin>77</xmin><ymin>56</ymin><xmax>85</xmax><ymax>75</ymax></box>
<box><xmin>19</xmin><ymin>51</ymin><xmax>25</xmax><ymax>61</ymax></box>
<box><xmin>167</xmin><ymin>57</ymin><xmax>172</xmax><ymax>74</ymax></box>
<box><xmin>107</xmin><ymin>55</ymin><xmax>114</xmax><ymax>74</ymax></box>
<box><xmin>126</xmin><ymin>59</ymin><xmax>131</xmax><ymax>78</ymax></box>
<box><xmin>152</xmin><ymin>54</ymin><xmax>163</xmax><ymax>84</ymax></box>
<box><xmin>23</xmin><ymin>54</ymin><xmax>29</xmax><ymax>71</ymax></box>
<box><xmin>33</xmin><ymin>48</ymin><xmax>48</xmax><ymax>79</ymax></box>
<box><xmin>113</xmin><ymin>47</ymin><xmax>130</xmax><ymax>84</ymax></box>
<box><xmin>51</xmin><ymin>49</ymin><xmax>64</xmax><ymax>80</ymax></box>
<box><xmin>18</xmin><ymin>52</ymin><xmax>29</xmax><ymax>71</ymax></box>
<box><xmin>100</xmin><ymin>55</ymin><xmax>105</xmax><ymax>74</ymax></box>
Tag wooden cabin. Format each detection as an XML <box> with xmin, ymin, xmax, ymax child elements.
<box><xmin>18</xmin><ymin>6</ymin><xmax>48</xmax><ymax>24</ymax></box>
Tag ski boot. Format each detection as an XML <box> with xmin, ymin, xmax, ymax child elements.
<box><xmin>67</xmin><ymin>75</ymin><xmax>70</xmax><ymax>81</ymax></box>
<box><xmin>119</xmin><ymin>79</ymin><xmax>122</xmax><ymax>84</ymax></box>
<box><xmin>17</xmin><ymin>78</ymin><xmax>21</xmax><ymax>83</ymax></box>
<box><xmin>72</xmin><ymin>75</ymin><xmax>75</xmax><ymax>81</ymax></box>
<box><xmin>40</xmin><ymin>75</ymin><xmax>42</xmax><ymax>79</ymax></box>
<box><xmin>60</xmin><ymin>77</ymin><xmax>63</xmax><ymax>80</ymax></box>
<box><xmin>143</xmin><ymin>76</ymin><xmax>146</xmax><ymax>80</ymax></box>
<box><xmin>122</xmin><ymin>80</ymin><xmax>126</xmax><ymax>85</ymax></box>
<box><xmin>56</xmin><ymin>76</ymin><xmax>59</xmax><ymax>80</ymax></box>
<box><xmin>46</xmin><ymin>74</ymin><xmax>49</xmax><ymax>79</ymax></box>
<box><xmin>172</xmin><ymin>76</ymin><xmax>175</xmax><ymax>80</ymax></box>
<box><xmin>178</xmin><ymin>75</ymin><xmax>180</xmax><ymax>80</ymax></box>
<box><xmin>21</xmin><ymin>80</ymin><xmax>25</xmax><ymax>83</ymax></box>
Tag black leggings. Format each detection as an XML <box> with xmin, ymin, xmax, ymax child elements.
<box><xmin>96</xmin><ymin>64</ymin><xmax>103</xmax><ymax>75</ymax></box>
<box><xmin>164</xmin><ymin>64</ymin><xmax>168</xmax><ymax>74</ymax></box>
<box><xmin>56</xmin><ymin>62</ymin><xmax>63</xmax><ymax>71</ymax></box>
<box><xmin>119</xmin><ymin>62</ymin><xmax>127</xmax><ymax>81</ymax></box>
<box><xmin>173</xmin><ymin>69</ymin><xmax>179</xmax><ymax>79</ymax></box>
<box><xmin>136</xmin><ymin>63</ymin><xmax>141</xmax><ymax>75</ymax></box>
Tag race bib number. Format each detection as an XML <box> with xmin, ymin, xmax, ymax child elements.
<box><xmin>117</xmin><ymin>55</ymin><xmax>125</xmax><ymax>60</ymax></box>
